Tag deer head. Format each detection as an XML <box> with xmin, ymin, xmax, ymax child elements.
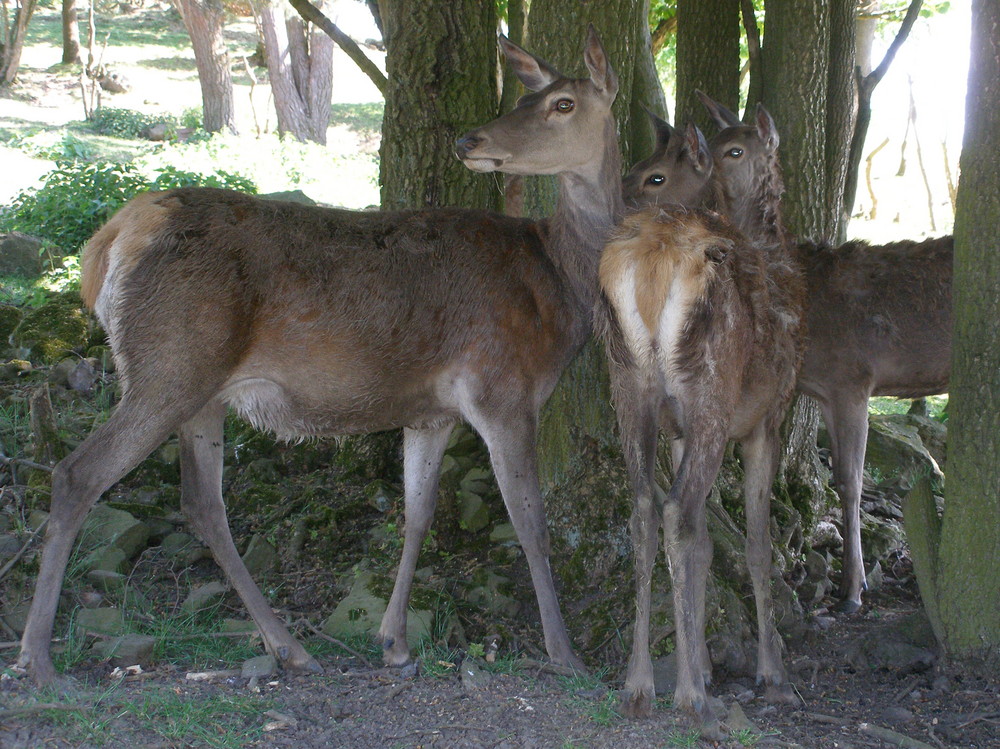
<box><xmin>622</xmin><ymin>110</ymin><xmax>715</xmax><ymax>209</ymax></box>
<box><xmin>456</xmin><ymin>25</ymin><xmax>619</xmax><ymax>177</ymax></box>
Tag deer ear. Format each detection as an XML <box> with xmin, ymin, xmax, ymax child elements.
<box><xmin>696</xmin><ymin>90</ymin><xmax>742</xmax><ymax>130</ymax></box>
<box><xmin>500</xmin><ymin>34</ymin><xmax>562</xmax><ymax>91</ymax></box>
<box><xmin>583</xmin><ymin>25</ymin><xmax>619</xmax><ymax>100</ymax></box>
<box><xmin>684</xmin><ymin>122</ymin><xmax>712</xmax><ymax>175</ymax></box>
<box><xmin>755</xmin><ymin>104</ymin><xmax>780</xmax><ymax>152</ymax></box>
<box><xmin>644</xmin><ymin>105</ymin><xmax>674</xmax><ymax>150</ymax></box>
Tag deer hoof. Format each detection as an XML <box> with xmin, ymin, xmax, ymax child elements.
<box><xmin>764</xmin><ymin>681</ymin><xmax>801</xmax><ymax>706</ymax></box>
<box><xmin>619</xmin><ymin>687</ymin><xmax>653</xmax><ymax>719</ymax></box>
<box><xmin>831</xmin><ymin>598</ymin><xmax>862</xmax><ymax>615</ymax></box>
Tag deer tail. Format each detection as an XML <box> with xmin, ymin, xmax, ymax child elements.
<box><xmin>80</xmin><ymin>217</ymin><xmax>118</xmax><ymax>310</ymax></box>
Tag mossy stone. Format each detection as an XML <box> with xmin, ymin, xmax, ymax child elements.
<box><xmin>0</xmin><ymin>304</ymin><xmax>23</xmax><ymax>345</ymax></box>
<box><xmin>12</xmin><ymin>295</ymin><xmax>89</xmax><ymax>364</ymax></box>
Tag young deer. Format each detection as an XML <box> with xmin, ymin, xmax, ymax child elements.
<box><xmin>16</xmin><ymin>28</ymin><xmax>623</xmax><ymax>686</ymax></box>
<box><xmin>599</xmin><ymin>125</ymin><xmax>804</xmax><ymax>727</ymax></box>
<box><xmin>694</xmin><ymin>93</ymin><xmax>952</xmax><ymax>613</ymax></box>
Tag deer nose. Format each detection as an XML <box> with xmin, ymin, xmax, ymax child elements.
<box><xmin>455</xmin><ymin>134</ymin><xmax>482</xmax><ymax>158</ymax></box>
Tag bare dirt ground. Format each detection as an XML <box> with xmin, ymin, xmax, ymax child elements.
<box><xmin>2</xmin><ymin>566</ymin><xmax>998</xmax><ymax>748</ymax></box>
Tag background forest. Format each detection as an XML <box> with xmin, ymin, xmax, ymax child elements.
<box><xmin>0</xmin><ymin>0</ymin><xmax>997</xmax><ymax>747</ymax></box>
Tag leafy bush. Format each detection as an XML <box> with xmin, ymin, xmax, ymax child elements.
<box><xmin>149</xmin><ymin>165</ymin><xmax>256</xmax><ymax>193</ymax></box>
<box><xmin>0</xmin><ymin>161</ymin><xmax>149</xmax><ymax>253</ymax></box>
<box><xmin>0</xmin><ymin>160</ymin><xmax>258</xmax><ymax>257</ymax></box>
<box><xmin>90</xmin><ymin>107</ymin><xmax>177</xmax><ymax>140</ymax></box>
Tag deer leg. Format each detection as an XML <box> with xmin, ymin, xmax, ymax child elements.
<box><xmin>822</xmin><ymin>397</ymin><xmax>870</xmax><ymax>613</ymax></box>
<box><xmin>662</xmin><ymin>433</ymin><xmax>725</xmax><ymax>733</ymax></box>
<box><xmin>618</xmin><ymin>389</ymin><xmax>663</xmax><ymax>718</ymax></box>
<box><xmin>741</xmin><ymin>423</ymin><xmax>798</xmax><ymax>705</ymax></box>
<box><xmin>379</xmin><ymin>424</ymin><xmax>452</xmax><ymax>666</ymax></box>
<box><xmin>177</xmin><ymin>400</ymin><xmax>321</xmax><ymax>674</ymax></box>
<box><xmin>475</xmin><ymin>412</ymin><xmax>583</xmax><ymax>671</ymax></box>
<box><xmin>17</xmin><ymin>395</ymin><xmax>191</xmax><ymax>685</ymax></box>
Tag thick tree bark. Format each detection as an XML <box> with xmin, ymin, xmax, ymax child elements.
<box><xmin>1</xmin><ymin>0</ymin><xmax>39</xmax><ymax>85</ymax></box>
<box><xmin>173</xmin><ymin>0</ymin><xmax>238</xmax><ymax>133</ymax></box>
<box><xmin>61</xmin><ymin>0</ymin><xmax>81</xmax><ymax>65</ymax></box>
<box><xmin>936</xmin><ymin>0</ymin><xmax>1000</xmax><ymax>660</ymax></box>
<box><xmin>676</xmin><ymin>0</ymin><xmax>740</xmax><ymax>134</ymax></box>
<box><xmin>378</xmin><ymin>0</ymin><xmax>500</xmax><ymax>211</ymax></box>
<box><xmin>257</xmin><ymin>0</ymin><xmax>333</xmax><ymax>143</ymax></box>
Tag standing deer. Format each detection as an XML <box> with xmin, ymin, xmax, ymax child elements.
<box><xmin>599</xmin><ymin>121</ymin><xmax>804</xmax><ymax>729</ymax></box>
<box><xmin>693</xmin><ymin>93</ymin><xmax>952</xmax><ymax>613</ymax></box>
<box><xmin>16</xmin><ymin>27</ymin><xmax>624</xmax><ymax>686</ymax></box>
<box><xmin>626</xmin><ymin>98</ymin><xmax>952</xmax><ymax>613</ymax></box>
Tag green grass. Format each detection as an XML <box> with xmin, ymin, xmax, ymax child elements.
<box><xmin>868</xmin><ymin>395</ymin><xmax>948</xmax><ymax>419</ymax></box>
<box><xmin>663</xmin><ymin>727</ymin><xmax>702</xmax><ymax>747</ymax></box>
<box><xmin>40</xmin><ymin>681</ymin><xmax>270</xmax><ymax>748</ymax></box>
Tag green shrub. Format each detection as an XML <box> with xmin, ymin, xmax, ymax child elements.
<box><xmin>0</xmin><ymin>161</ymin><xmax>149</xmax><ymax>254</ymax></box>
<box><xmin>90</xmin><ymin>107</ymin><xmax>176</xmax><ymax>140</ymax></box>
<box><xmin>149</xmin><ymin>165</ymin><xmax>257</xmax><ymax>193</ymax></box>
<box><xmin>0</xmin><ymin>161</ymin><xmax>258</xmax><ymax>257</ymax></box>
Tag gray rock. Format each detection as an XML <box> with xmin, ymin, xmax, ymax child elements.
<box><xmin>261</xmin><ymin>190</ymin><xmax>317</xmax><ymax>206</ymax></box>
<box><xmin>322</xmin><ymin>571</ymin><xmax>431</xmax><ymax>649</ymax></box>
<box><xmin>811</xmin><ymin>520</ymin><xmax>844</xmax><ymax>550</ymax></box>
<box><xmin>181</xmin><ymin>581</ymin><xmax>228</xmax><ymax>615</ymax></box>
<box><xmin>651</xmin><ymin>652</ymin><xmax>678</xmax><ymax>695</ymax></box>
<box><xmin>242</xmin><ymin>654</ymin><xmax>277</xmax><ymax>679</ymax></box>
<box><xmin>0</xmin><ymin>533</ymin><xmax>20</xmax><ymax>561</ymax></box>
<box><xmin>85</xmin><ymin>545</ymin><xmax>128</xmax><ymax>574</ymax></box>
<box><xmin>241</xmin><ymin>534</ymin><xmax>278</xmax><ymax>577</ymax></box>
<box><xmin>867</xmin><ymin>415</ymin><xmax>944</xmax><ymax>490</ymax></box>
<box><xmin>92</xmin><ymin>634</ymin><xmax>156</xmax><ymax>668</ymax></box>
<box><xmin>458</xmin><ymin>490</ymin><xmax>490</xmax><ymax>533</ymax></box>
<box><xmin>67</xmin><ymin>358</ymin><xmax>98</xmax><ymax>393</ymax></box>
<box><xmin>0</xmin><ymin>233</ymin><xmax>43</xmax><ymax>277</ymax></box>
<box><xmin>881</xmin><ymin>706</ymin><xmax>915</xmax><ymax>724</ymax></box>
<box><xmin>87</xmin><ymin>569</ymin><xmax>127</xmax><ymax>593</ymax></box>
<box><xmin>27</xmin><ymin>509</ymin><xmax>49</xmax><ymax>532</ymax></box>
<box><xmin>723</xmin><ymin>701</ymin><xmax>757</xmax><ymax>733</ymax></box>
<box><xmin>80</xmin><ymin>505</ymin><xmax>150</xmax><ymax>560</ymax></box>
<box><xmin>221</xmin><ymin>618</ymin><xmax>259</xmax><ymax>634</ymax></box>
<box><xmin>77</xmin><ymin>606</ymin><xmax>125</xmax><ymax>635</ymax></box>
<box><xmin>459</xmin><ymin>656</ymin><xmax>491</xmax><ymax>691</ymax></box>
<box><xmin>488</xmin><ymin>523</ymin><xmax>518</xmax><ymax>544</ymax></box>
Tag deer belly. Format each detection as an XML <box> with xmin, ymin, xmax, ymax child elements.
<box><xmin>220</xmin><ymin>371</ymin><xmax>453</xmax><ymax>440</ymax></box>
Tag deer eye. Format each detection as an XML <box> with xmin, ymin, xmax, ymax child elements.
<box><xmin>647</xmin><ymin>175</ymin><xmax>665</xmax><ymax>186</ymax></box>
<box><xmin>726</xmin><ymin>147</ymin><xmax>744</xmax><ymax>159</ymax></box>
<box><xmin>554</xmin><ymin>99</ymin><xmax>575</xmax><ymax>113</ymax></box>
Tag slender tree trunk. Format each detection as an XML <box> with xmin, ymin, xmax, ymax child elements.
<box><xmin>937</xmin><ymin>0</ymin><xmax>1000</xmax><ymax>660</ymax></box>
<box><xmin>1</xmin><ymin>0</ymin><xmax>39</xmax><ymax>85</ymax></box>
<box><xmin>61</xmin><ymin>0</ymin><xmax>81</xmax><ymax>65</ymax></box>
<box><xmin>173</xmin><ymin>0</ymin><xmax>238</xmax><ymax>133</ymax></box>
<box><xmin>258</xmin><ymin>0</ymin><xmax>333</xmax><ymax>143</ymax></box>
<box><xmin>676</xmin><ymin>0</ymin><xmax>740</xmax><ymax>133</ymax></box>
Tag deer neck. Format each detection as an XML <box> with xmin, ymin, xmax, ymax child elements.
<box><xmin>545</xmin><ymin>119</ymin><xmax>624</xmax><ymax>314</ymax></box>
<box><xmin>727</xmin><ymin>163</ymin><xmax>788</xmax><ymax>249</ymax></box>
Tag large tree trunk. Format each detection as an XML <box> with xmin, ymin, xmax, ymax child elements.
<box><xmin>257</xmin><ymin>0</ymin><xmax>333</xmax><ymax>144</ymax></box>
<box><xmin>676</xmin><ymin>0</ymin><xmax>740</xmax><ymax>134</ymax></box>
<box><xmin>173</xmin><ymin>0</ymin><xmax>238</xmax><ymax>133</ymax></box>
<box><xmin>0</xmin><ymin>0</ymin><xmax>39</xmax><ymax>85</ymax></box>
<box><xmin>378</xmin><ymin>0</ymin><xmax>501</xmax><ymax>211</ymax></box>
<box><xmin>61</xmin><ymin>0</ymin><xmax>81</xmax><ymax>65</ymax></box>
<box><xmin>930</xmin><ymin>0</ymin><xmax>1000</xmax><ymax>659</ymax></box>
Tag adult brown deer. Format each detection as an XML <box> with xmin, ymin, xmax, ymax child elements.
<box><xmin>627</xmin><ymin>97</ymin><xmax>953</xmax><ymax>613</ymax></box>
<box><xmin>695</xmin><ymin>93</ymin><xmax>952</xmax><ymax>613</ymax></box>
<box><xmin>599</xmin><ymin>123</ymin><xmax>804</xmax><ymax>729</ymax></box>
<box><xmin>16</xmin><ymin>27</ymin><xmax>623</xmax><ymax>686</ymax></box>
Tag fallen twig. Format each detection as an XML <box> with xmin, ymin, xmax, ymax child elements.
<box><xmin>185</xmin><ymin>669</ymin><xmax>242</xmax><ymax>682</ymax></box>
<box><xmin>516</xmin><ymin>657</ymin><xmax>582</xmax><ymax>678</ymax></box>
<box><xmin>298</xmin><ymin>618</ymin><xmax>374</xmax><ymax>667</ymax></box>
<box><xmin>385</xmin><ymin>680</ymin><xmax>413</xmax><ymax>699</ymax></box>
<box><xmin>0</xmin><ymin>455</ymin><xmax>53</xmax><ymax>473</ymax></box>
<box><xmin>806</xmin><ymin>711</ymin><xmax>853</xmax><ymax>727</ymax></box>
<box><xmin>859</xmin><ymin>722</ymin><xmax>938</xmax><ymax>749</ymax></box>
<box><xmin>892</xmin><ymin>674</ymin><xmax>923</xmax><ymax>703</ymax></box>
<box><xmin>0</xmin><ymin>703</ymin><xmax>84</xmax><ymax>719</ymax></box>
<box><xmin>0</xmin><ymin>519</ymin><xmax>48</xmax><ymax>583</ymax></box>
<box><xmin>955</xmin><ymin>710</ymin><xmax>1000</xmax><ymax>729</ymax></box>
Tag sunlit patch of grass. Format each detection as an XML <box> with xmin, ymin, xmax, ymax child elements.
<box><xmin>868</xmin><ymin>395</ymin><xmax>947</xmax><ymax>419</ymax></box>
<box><xmin>121</xmin><ymin>688</ymin><xmax>269</xmax><ymax>747</ymax></box>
